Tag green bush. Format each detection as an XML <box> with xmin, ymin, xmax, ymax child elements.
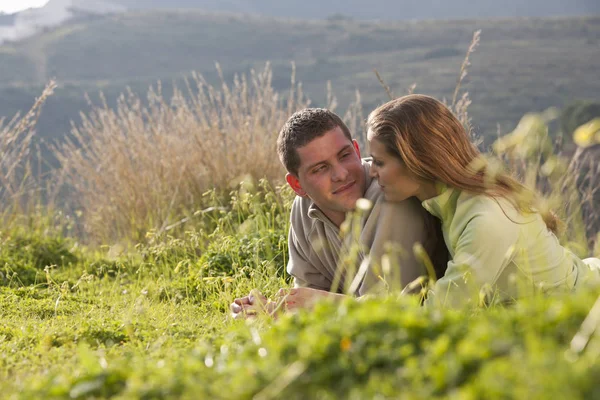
<box><xmin>199</xmin><ymin>230</ymin><xmax>288</xmax><ymax>278</ymax></box>
<box><xmin>136</xmin><ymin>181</ymin><xmax>292</xmax><ymax>280</ymax></box>
<box><xmin>0</xmin><ymin>231</ymin><xmax>78</xmax><ymax>286</ymax></box>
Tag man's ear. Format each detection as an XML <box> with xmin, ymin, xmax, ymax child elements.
<box><xmin>286</xmin><ymin>173</ymin><xmax>307</xmax><ymax>197</ymax></box>
<box><xmin>352</xmin><ymin>139</ymin><xmax>361</xmax><ymax>159</ymax></box>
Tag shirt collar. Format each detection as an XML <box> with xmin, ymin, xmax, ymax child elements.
<box><xmin>421</xmin><ymin>183</ymin><xmax>455</xmax><ymax>220</ymax></box>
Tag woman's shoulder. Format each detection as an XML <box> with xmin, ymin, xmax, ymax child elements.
<box><xmin>453</xmin><ymin>190</ymin><xmax>525</xmax><ymax>229</ymax></box>
<box><xmin>457</xmin><ymin>191</ymin><xmax>517</xmax><ymax>214</ymax></box>
<box><xmin>424</xmin><ymin>187</ymin><xmax>527</xmax><ymax>231</ymax></box>
<box><xmin>445</xmin><ymin>192</ymin><xmax>521</xmax><ymax>250</ymax></box>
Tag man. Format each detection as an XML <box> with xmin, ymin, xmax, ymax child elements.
<box><xmin>231</xmin><ymin>108</ymin><xmax>447</xmax><ymax>317</ymax></box>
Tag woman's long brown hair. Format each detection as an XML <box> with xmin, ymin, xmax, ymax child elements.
<box><xmin>366</xmin><ymin>94</ymin><xmax>559</xmax><ymax>233</ymax></box>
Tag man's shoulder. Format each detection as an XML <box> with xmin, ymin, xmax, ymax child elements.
<box><xmin>291</xmin><ymin>194</ymin><xmax>312</xmax><ymax>215</ymax></box>
<box><xmin>289</xmin><ymin>195</ymin><xmax>316</xmax><ymax>235</ymax></box>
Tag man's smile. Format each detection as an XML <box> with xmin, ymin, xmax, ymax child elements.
<box><xmin>332</xmin><ymin>180</ymin><xmax>356</xmax><ymax>194</ymax></box>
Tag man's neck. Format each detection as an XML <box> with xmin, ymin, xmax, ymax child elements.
<box><xmin>322</xmin><ymin>209</ymin><xmax>347</xmax><ymax>228</ymax></box>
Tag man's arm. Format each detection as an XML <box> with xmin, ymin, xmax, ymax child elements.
<box><xmin>287</xmin><ymin>225</ymin><xmax>332</xmax><ymax>291</ymax></box>
<box><xmin>230</xmin><ymin>198</ymin><xmax>330</xmax><ymax>319</ymax></box>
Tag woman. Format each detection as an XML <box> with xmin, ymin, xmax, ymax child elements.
<box><xmin>367</xmin><ymin>94</ymin><xmax>600</xmax><ymax>307</ymax></box>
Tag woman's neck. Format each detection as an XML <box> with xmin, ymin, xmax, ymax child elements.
<box><xmin>417</xmin><ymin>181</ymin><xmax>440</xmax><ymax>202</ymax></box>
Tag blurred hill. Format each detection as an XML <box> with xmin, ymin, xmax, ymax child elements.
<box><xmin>0</xmin><ymin>11</ymin><xmax>599</xmax><ymax>147</ymax></box>
<box><xmin>104</xmin><ymin>0</ymin><xmax>600</xmax><ymax>19</ymax></box>
<box><xmin>3</xmin><ymin>0</ymin><xmax>599</xmax><ymax>44</ymax></box>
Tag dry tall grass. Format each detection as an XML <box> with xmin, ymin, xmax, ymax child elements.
<box><xmin>51</xmin><ymin>32</ymin><xmax>597</xmax><ymax>251</ymax></box>
<box><xmin>0</xmin><ymin>81</ymin><xmax>56</xmax><ymax>224</ymax></box>
<box><xmin>492</xmin><ymin>111</ymin><xmax>600</xmax><ymax>255</ymax></box>
<box><xmin>567</xmin><ymin>145</ymin><xmax>600</xmax><ymax>251</ymax></box>
<box><xmin>443</xmin><ymin>29</ymin><xmax>597</xmax><ymax>253</ymax></box>
<box><xmin>53</xmin><ymin>64</ymin><xmax>318</xmax><ymax>242</ymax></box>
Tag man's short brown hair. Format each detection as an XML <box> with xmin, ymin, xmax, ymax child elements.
<box><xmin>277</xmin><ymin>108</ymin><xmax>352</xmax><ymax>176</ymax></box>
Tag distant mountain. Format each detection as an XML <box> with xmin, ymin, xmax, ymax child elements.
<box><xmin>0</xmin><ymin>0</ymin><xmax>124</xmax><ymax>43</ymax></box>
<box><xmin>1</xmin><ymin>11</ymin><xmax>598</xmax><ymax>149</ymax></box>
<box><xmin>4</xmin><ymin>0</ymin><xmax>598</xmax><ymax>43</ymax></box>
<box><xmin>109</xmin><ymin>0</ymin><xmax>600</xmax><ymax>19</ymax></box>
<box><xmin>0</xmin><ymin>12</ymin><xmax>17</xmax><ymax>26</ymax></box>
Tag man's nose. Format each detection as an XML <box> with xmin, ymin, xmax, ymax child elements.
<box><xmin>331</xmin><ymin>163</ymin><xmax>349</xmax><ymax>181</ymax></box>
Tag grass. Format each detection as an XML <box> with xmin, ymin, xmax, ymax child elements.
<box><xmin>0</xmin><ymin>177</ymin><xmax>599</xmax><ymax>398</ymax></box>
<box><xmin>1</xmin><ymin>224</ymin><xmax>600</xmax><ymax>399</ymax></box>
<box><xmin>0</xmin><ymin>182</ymin><xmax>294</xmax><ymax>398</ymax></box>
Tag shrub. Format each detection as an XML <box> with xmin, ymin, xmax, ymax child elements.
<box><xmin>0</xmin><ymin>230</ymin><xmax>78</xmax><ymax>286</ymax></box>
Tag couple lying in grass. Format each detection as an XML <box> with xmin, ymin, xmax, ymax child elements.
<box><xmin>231</xmin><ymin>94</ymin><xmax>600</xmax><ymax>317</ymax></box>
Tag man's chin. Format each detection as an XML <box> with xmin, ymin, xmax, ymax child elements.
<box><xmin>342</xmin><ymin>195</ymin><xmax>364</xmax><ymax>212</ymax></box>
<box><xmin>334</xmin><ymin>190</ymin><xmax>361</xmax><ymax>204</ymax></box>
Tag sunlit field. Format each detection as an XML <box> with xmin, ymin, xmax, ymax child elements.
<box><xmin>1</xmin><ymin>33</ymin><xmax>599</xmax><ymax>398</ymax></box>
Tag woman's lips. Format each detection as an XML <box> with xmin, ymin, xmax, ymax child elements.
<box><xmin>333</xmin><ymin>181</ymin><xmax>355</xmax><ymax>194</ymax></box>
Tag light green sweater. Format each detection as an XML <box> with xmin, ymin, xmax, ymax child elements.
<box><xmin>422</xmin><ymin>186</ymin><xmax>598</xmax><ymax>307</ymax></box>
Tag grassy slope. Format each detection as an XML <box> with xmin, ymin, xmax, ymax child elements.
<box><xmin>0</xmin><ymin>12</ymin><xmax>599</xmax><ymax>143</ymax></box>
<box><xmin>1</xmin><ymin>190</ymin><xmax>600</xmax><ymax>398</ymax></box>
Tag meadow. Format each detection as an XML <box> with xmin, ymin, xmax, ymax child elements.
<box><xmin>1</xmin><ymin>178</ymin><xmax>600</xmax><ymax>399</ymax></box>
<box><xmin>1</xmin><ymin>32</ymin><xmax>600</xmax><ymax>399</ymax></box>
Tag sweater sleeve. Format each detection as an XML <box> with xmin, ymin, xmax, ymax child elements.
<box><xmin>287</xmin><ymin>225</ymin><xmax>332</xmax><ymax>291</ymax></box>
<box><xmin>425</xmin><ymin>206</ymin><xmax>520</xmax><ymax>308</ymax></box>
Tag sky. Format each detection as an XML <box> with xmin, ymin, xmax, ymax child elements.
<box><xmin>0</xmin><ymin>0</ymin><xmax>49</xmax><ymax>14</ymax></box>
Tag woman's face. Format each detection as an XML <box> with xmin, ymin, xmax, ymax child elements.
<box><xmin>368</xmin><ymin>137</ymin><xmax>421</xmax><ymax>202</ymax></box>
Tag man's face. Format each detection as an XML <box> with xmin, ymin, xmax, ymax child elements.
<box><xmin>286</xmin><ymin>126</ymin><xmax>367</xmax><ymax>225</ymax></box>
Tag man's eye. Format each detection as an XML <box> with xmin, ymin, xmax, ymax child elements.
<box><xmin>340</xmin><ymin>152</ymin><xmax>350</xmax><ymax>159</ymax></box>
<box><xmin>313</xmin><ymin>165</ymin><xmax>326</xmax><ymax>174</ymax></box>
